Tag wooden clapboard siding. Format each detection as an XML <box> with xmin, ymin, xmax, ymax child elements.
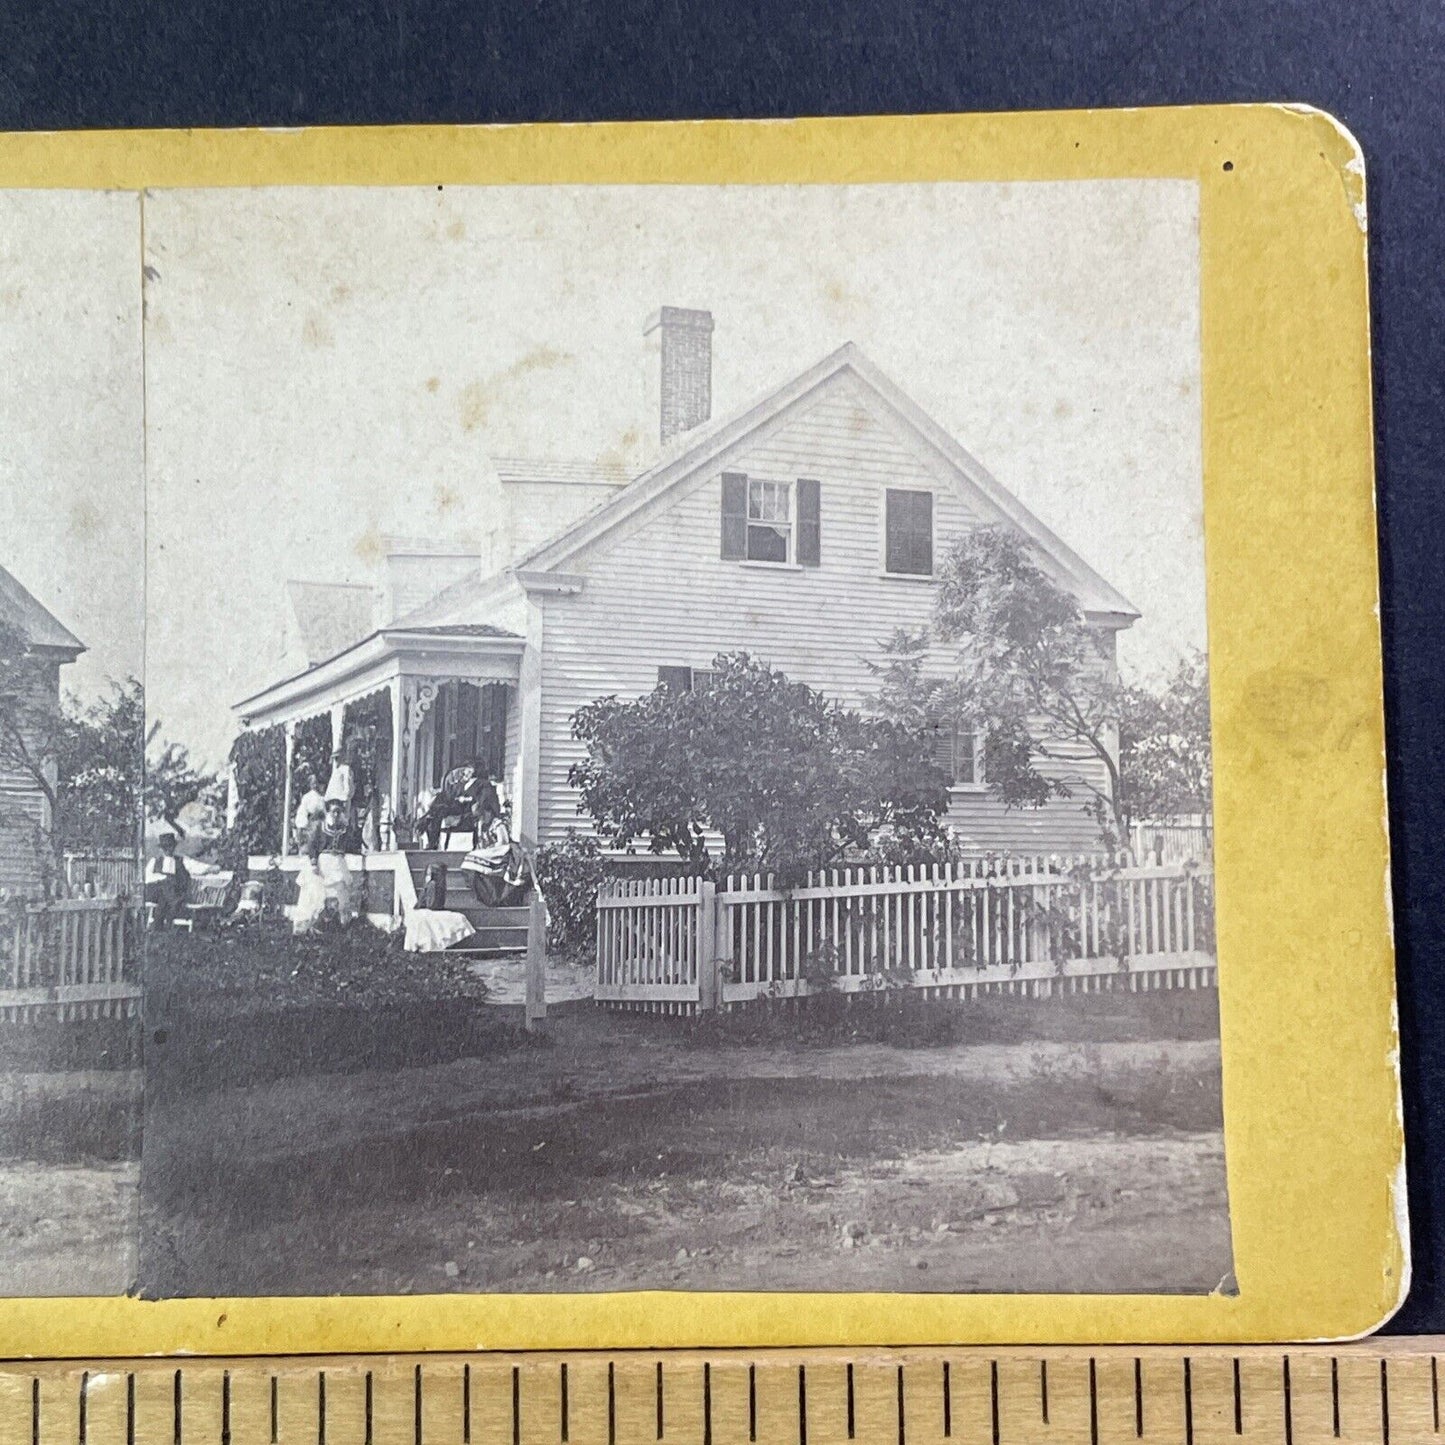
<box><xmin>534</xmin><ymin>370</ymin><xmax>1118</xmax><ymax>851</ymax></box>
<box><xmin>0</xmin><ymin>775</ymin><xmax>48</xmax><ymax>893</ymax></box>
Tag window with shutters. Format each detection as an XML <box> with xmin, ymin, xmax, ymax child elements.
<box><xmin>928</xmin><ymin>720</ymin><xmax>984</xmax><ymax>787</ymax></box>
<box><xmin>720</xmin><ymin>473</ymin><xmax>821</xmax><ymax>567</ymax></box>
<box><xmin>747</xmin><ymin>479</ymin><xmax>792</xmax><ymax>562</ymax></box>
<box><xmin>884</xmin><ymin>488</ymin><xmax>934</xmax><ymax>576</ymax></box>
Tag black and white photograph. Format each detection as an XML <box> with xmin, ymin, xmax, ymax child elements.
<box><xmin>1</xmin><ymin>178</ymin><xmax>1226</xmax><ymax>1298</ymax></box>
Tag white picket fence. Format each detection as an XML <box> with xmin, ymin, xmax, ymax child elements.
<box><xmin>1129</xmin><ymin>819</ymin><xmax>1212</xmax><ymax>866</ymax></box>
<box><xmin>0</xmin><ymin>898</ymin><xmax>140</xmax><ymax>1020</ymax></box>
<box><xmin>596</xmin><ymin>857</ymin><xmax>1215</xmax><ymax>1013</ymax></box>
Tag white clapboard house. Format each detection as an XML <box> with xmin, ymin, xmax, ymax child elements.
<box><xmin>235</xmin><ymin>307</ymin><xmax>1137</xmax><ymax>923</ymax></box>
<box><xmin>0</xmin><ymin>564</ymin><xmax>84</xmax><ymax>895</ymax></box>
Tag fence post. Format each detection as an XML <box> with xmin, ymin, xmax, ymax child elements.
<box><xmin>525</xmin><ymin>893</ymin><xmax>547</xmax><ymax>1030</ymax></box>
<box><xmin>698</xmin><ymin>879</ymin><xmax>719</xmax><ymax>1012</ymax></box>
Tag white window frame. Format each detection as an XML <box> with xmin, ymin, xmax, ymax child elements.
<box><xmin>929</xmin><ymin>719</ymin><xmax>986</xmax><ymax>790</ymax></box>
<box><xmin>744</xmin><ymin>477</ymin><xmax>796</xmax><ymax>566</ymax></box>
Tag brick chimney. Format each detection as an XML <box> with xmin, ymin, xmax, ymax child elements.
<box><xmin>643</xmin><ymin>306</ymin><xmax>714</xmax><ymax>445</ymax></box>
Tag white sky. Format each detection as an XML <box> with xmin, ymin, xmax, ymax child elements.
<box><xmin>0</xmin><ymin>189</ymin><xmax>144</xmax><ymax>708</ymax></box>
<box><xmin>2</xmin><ymin>180</ymin><xmax>1204</xmax><ymax>767</ymax></box>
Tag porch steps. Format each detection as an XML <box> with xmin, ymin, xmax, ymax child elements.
<box><xmin>404</xmin><ymin>851</ymin><xmax>532</xmax><ymax>956</ymax></box>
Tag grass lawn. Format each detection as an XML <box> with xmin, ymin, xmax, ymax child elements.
<box><xmin>136</xmin><ymin>922</ymin><xmax>1231</xmax><ymax>1298</ymax></box>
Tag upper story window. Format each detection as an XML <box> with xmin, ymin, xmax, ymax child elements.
<box><xmin>721</xmin><ymin>473</ymin><xmax>821</xmax><ymax>567</ymax></box>
<box><xmin>747</xmin><ymin>479</ymin><xmax>792</xmax><ymax>563</ymax></box>
<box><xmin>885</xmin><ymin>488</ymin><xmax>934</xmax><ymax>576</ymax></box>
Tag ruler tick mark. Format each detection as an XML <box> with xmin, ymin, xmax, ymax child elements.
<box><xmin>1090</xmin><ymin>1359</ymin><xmax>1100</xmax><ymax>1445</ymax></box>
<box><xmin>799</xmin><ymin>1365</ymin><xmax>807</xmax><ymax>1445</ymax></box>
<box><xmin>703</xmin><ymin>1363</ymin><xmax>712</xmax><ymax>1445</ymax></box>
<box><xmin>748</xmin><ymin>1364</ymin><xmax>756</xmax><ymax>1443</ymax></box>
<box><xmin>173</xmin><ymin>1368</ymin><xmax>182</xmax><ymax>1445</ymax></box>
<box><xmin>1381</xmin><ymin>1359</ymin><xmax>1391</xmax><ymax>1445</ymax></box>
<box><xmin>1233</xmin><ymin>1357</ymin><xmax>1242</xmax><ymax>1435</ymax></box>
<box><xmin>895</xmin><ymin>1365</ymin><xmax>905</xmax><ymax>1445</ymax></box>
<box><xmin>512</xmin><ymin>1366</ymin><xmax>520</xmax><ymax>1445</ymax></box>
<box><xmin>317</xmin><ymin>1373</ymin><xmax>325</xmax><ymax>1445</ymax></box>
<box><xmin>365</xmin><ymin>1374</ymin><xmax>373</xmax><ymax>1445</ymax></box>
<box><xmin>657</xmin><ymin>1360</ymin><xmax>665</xmax><ymax>1440</ymax></box>
<box><xmin>990</xmin><ymin>1361</ymin><xmax>1000</xmax><ymax>1445</ymax></box>
<box><xmin>1433</xmin><ymin>1356</ymin><xmax>1440</xmax><ymax>1432</ymax></box>
<box><xmin>31</xmin><ymin>1378</ymin><xmax>38</xmax><ymax>1445</ymax></box>
<box><xmin>126</xmin><ymin>1375</ymin><xmax>135</xmax><ymax>1445</ymax></box>
<box><xmin>1332</xmin><ymin>1357</ymin><xmax>1340</xmax><ymax>1437</ymax></box>
<box><xmin>222</xmin><ymin>1371</ymin><xmax>231</xmax><ymax>1445</ymax></box>
<box><xmin>1039</xmin><ymin>1360</ymin><xmax>1048</xmax><ymax>1425</ymax></box>
<box><xmin>1183</xmin><ymin>1358</ymin><xmax>1194</xmax><ymax>1445</ymax></box>
<box><xmin>941</xmin><ymin>1362</ymin><xmax>950</xmax><ymax>1439</ymax></box>
<box><xmin>846</xmin><ymin>1363</ymin><xmax>855</xmax><ymax>1440</ymax></box>
<box><xmin>1133</xmin><ymin>1357</ymin><xmax>1143</xmax><ymax>1439</ymax></box>
<box><xmin>561</xmin><ymin>1363</ymin><xmax>569</xmax><ymax>1444</ymax></box>
<box><xmin>79</xmin><ymin>1370</ymin><xmax>88</xmax><ymax>1445</ymax></box>
<box><xmin>271</xmin><ymin>1377</ymin><xmax>279</xmax><ymax>1445</ymax></box>
<box><xmin>462</xmin><ymin>1366</ymin><xmax>470</xmax><ymax>1445</ymax></box>
<box><xmin>416</xmin><ymin>1366</ymin><xmax>424</xmax><ymax>1445</ymax></box>
<box><xmin>1283</xmin><ymin>1357</ymin><xmax>1294</xmax><ymax>1445</ymax></box>
<box><xmin>608</xmin><ymin>1363</ymin><xmax>616</xmax><ymax>1445</ymax></box>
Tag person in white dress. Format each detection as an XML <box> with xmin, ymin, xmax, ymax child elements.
<box><xmin>293</xmin><ymin>797</ymin><xmax>359</xmax><ymax>932</ymax></box>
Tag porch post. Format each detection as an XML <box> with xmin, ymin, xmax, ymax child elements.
<box><xmin>514</xmin><ymin>599</ymin><xmax>545</xmax><ymax>849</ymax></box>
<box><xmin>330</xmin><ymin>702</ymin><xmax>347</xmax><ymax>755</ymax></box>
<box><xmin>281</xmin><ymin>720</ymin><xmax>297</xmax><ymax>857</ymax></box>
<box><xmin>388</xmin><ymin>676</ymin><xmax>405</xmax><ymax>847</ymax></box>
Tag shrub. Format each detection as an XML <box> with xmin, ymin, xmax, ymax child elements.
<box><xmin>534</xmin><ymin>832</ymin><xmax>606</xmax><ymax>958</ymax></box>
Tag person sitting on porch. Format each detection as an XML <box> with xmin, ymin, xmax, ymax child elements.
<box><xmin>460</xmin><ymin>795</ymin><xmax>523</xmax><ymax>906</ymax></box>
<box><xmin>418</xmin><ymin>756</ymin><xmax>497</xmax><ymax>850</ymax></box>
<box><xmin>403</xmin><ymin>861</ymin><xmax>476</xmax><ymax>953</ymax></box>
<box><xmin>293</xmin><ymin>797</ymin><xmax>359</xmax><ymax>932</ymax></box>
<box><xmin>144</xmin><ymin>832</ymin><xmax>191</xmax><ymax>926</ymax></box>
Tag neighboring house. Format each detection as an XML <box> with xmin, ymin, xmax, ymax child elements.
<box><xmin>0</xmin><ymin>564</ymin><xmax>84</xmax><ymax>893</ymax></box>
<box><xmin>235</xmin><ymin>306</ymin><xmax>1138</xmax><ymax>857</ymax></box>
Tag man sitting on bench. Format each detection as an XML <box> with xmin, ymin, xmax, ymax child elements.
<box><xmin>418</xmin><ymin>756</ymin><xmax>498</xmax><ymax>850</ymax></box>
<box><xmin>144</xmin><ymin>832</ymin><xmax>191</xmax><ymax>926</ymax></box>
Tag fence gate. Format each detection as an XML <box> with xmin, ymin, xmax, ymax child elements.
<box><xmin>594</xmin><ymin>878</ymin><xmax>716</xmax><ymax>1014</ymax></box>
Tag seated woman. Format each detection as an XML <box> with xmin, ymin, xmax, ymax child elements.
<box><xmin>293</xmin><ymin>797</ymin><xmax>359</xmax><ymax>932</ymax></box>
<box><xmin>403</xmin><ymin>861</ymin><xmax>476</xmax><ymax>953</ymax></box>
<box><xmin>459</xmin><ymin>796</ymin><xmax>524</xmax><ymax>907</ymax></box>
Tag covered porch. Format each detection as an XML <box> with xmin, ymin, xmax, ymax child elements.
<box><xmin>234</xmin><ymin>625</ymin><xmax>529</xmax><ymax>857</ymax></box>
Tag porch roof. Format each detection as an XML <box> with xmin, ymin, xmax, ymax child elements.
<box><xmin>233</xmin><ymin>621</ymin><xmax>523</xmax><ymax>730</ymax></box>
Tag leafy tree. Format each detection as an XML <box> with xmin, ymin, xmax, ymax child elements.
<box><xmin>568</xmin><ymin>652</ymin><xmax>951</xmax><ymax>874</ymax></box>
<box><xmin>0</xmin><ymin>619</ymin><xmax>211</xmax><ymax>874</ymax></box>
<box><xmin>1119</xmin><ymin>651</ymin><xmax>1212</xmax><ymax>823</ymax></box>
<box><xmin>873</xmin><ymin>525</ymin><xmax>1129</xmax><ymax>846</ymax></box>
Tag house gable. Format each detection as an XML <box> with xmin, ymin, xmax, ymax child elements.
<box><xmin>517</xmin><ymin>345</ymin><xmax>1138</xmax><ymax>623</ymax></box>
<box><xmin>527</xmin><ymin>361</ymin><xmax>1134</xmax><ymax>851</ymax></box>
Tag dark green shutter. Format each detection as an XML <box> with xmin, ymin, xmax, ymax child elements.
<box><xmin>797</xmin><ymin>478</ymin><xmax>821</xmax><ymax>567</ymax></box>
<box><xmin>720</xmin><ymin>472</ymin><xmax>748</xmax><ymax>559</ymax></box>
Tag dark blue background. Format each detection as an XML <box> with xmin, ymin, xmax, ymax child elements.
<box><xmin>2</xmin><ymin>0</ymin><xmax>1441</xmax><ymax>1334</ymax></box>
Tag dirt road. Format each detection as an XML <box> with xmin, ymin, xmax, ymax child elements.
<box><xmin>140</xmin><ymin>1008</ymin><xmax>1230</xmax><ymax>1297</ymax></box>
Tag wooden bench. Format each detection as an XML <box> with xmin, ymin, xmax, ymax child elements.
<box><xmin>145</xmin><ymin>872</ymin><xmax>234</xmax><ymax>932</ymax></box>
